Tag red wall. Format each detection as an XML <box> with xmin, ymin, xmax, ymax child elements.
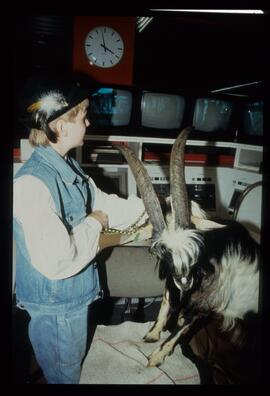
<box><xmin>73</xmin><ymin>16</ymin><xmax>136</xmax><ymax>85</ymax></box>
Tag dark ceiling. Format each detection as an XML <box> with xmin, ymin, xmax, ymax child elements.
<box><xmin>13</xmin><ymin>12</ymin><xmax>265</xmax><ymax>143</ymax></box>
<box><xmin>14</xmin><ymin>13</ymin><xmax>264</xmax><ymax>95</ymax></box>
<box><xmin>134</xmin><ymin>13</ymin><xmax>264</xmax><ymax>94</ymax></box>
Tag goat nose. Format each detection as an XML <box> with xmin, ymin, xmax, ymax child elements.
<box><xmin>180</xmin><ymin>275</ymin><xmax>193</xmax><ymax>290</ymax></box>
<box><xmin>181</xmin><ymin>276</ymin><xmax>188</xmax><ymax>285</ymax></box>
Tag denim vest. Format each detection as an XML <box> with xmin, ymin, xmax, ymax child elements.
<box><xmin>13</xmin><ymin>145</ymin><xmax>101</xmax><ymax>314</ymax></box>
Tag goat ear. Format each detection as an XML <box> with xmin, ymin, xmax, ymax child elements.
<box><xmin>191</xmin><ymin>216</ymin><xmax>226</xmax><ymax>230</ymax></box>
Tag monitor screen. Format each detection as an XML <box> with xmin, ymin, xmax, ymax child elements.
<box><xmin>82</xmin><ymin>166</ymin><xmax>128</xmax><ymax>198</ymax></box>
<box><xmin>89</xmin><ymin>87</ymin><xmax>133</xmax><ymax>127</ymax></box>
<box><xmin>192</xmin><ymin>97</ymin><xmax>234</xmax><ymax>133</ymax></box>
<box><xmin>242</xmin><ymin>100</ymin><xmax>263</xmax><ymax>137</ymax></box>
<box><xmin>141</xmin><ymin>92</ymin><xmax>186</xmax><ymax>129</ymax></box>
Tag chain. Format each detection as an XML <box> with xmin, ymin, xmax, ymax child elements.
<box><xmin>101</xmin><ymin>211</ymin><xmax>147</xmax><ymax>235</ymax></box>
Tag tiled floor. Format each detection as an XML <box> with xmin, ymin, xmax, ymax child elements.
<box><xmin>12</xmin><ymin>297</ymin><xmax>161</xmax><ymax>384</ymax></box>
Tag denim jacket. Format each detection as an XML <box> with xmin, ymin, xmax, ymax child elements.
<box><xmin>13</xmin><ymin>145</ymin><xmax>101</xmax><ymax>314</ymax></box>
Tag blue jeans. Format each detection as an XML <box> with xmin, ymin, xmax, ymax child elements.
<box><xmin>28</xmin><ymin>305</ymin><xmax>89</xmax><ymax>384</ymax></box>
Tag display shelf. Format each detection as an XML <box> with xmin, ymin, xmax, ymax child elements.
<box><xmin>15</xmin><ymin>135</ymin><xmax>263</xmax><ymax>218</ymax></box>
<box><xmin>76</xmin><ymin>135</ymin><xmax>263</xmax><ymax>221</ymax></box>
<box><xmin>234</xmin><ymin>147</ymin><xmax>263</xmax><ymax>172</ymax></box>
<box><xmin>80</xmin><ymin>134</ymin><xmax>263</xmax><ymax>172</ymax></box>
<box><xmin>18</xmin><ymin>135</ymin><xmax>263</xmax><ymax>176</ymax></box>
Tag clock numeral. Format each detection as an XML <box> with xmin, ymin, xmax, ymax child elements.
<box><xmin>102</xmin><ymin>61</ymin><xmax>105</xmax><ymax>67</ymax></box>
<box><xmin>110</xmin><ymin>60</ymin><xmax>113</xmax><ymax>65</ymax></box>
<box><xmin>117</xmin><ymin>48</ymin><xmax>123</xmax><ymax>51</ymax></box>
<box><xmin>111</xmin><ymin>31</ymin><xmax>115</xmax><ymax>36</ymax></box>
<box><xmin>115</xmin><ymin>55</ymin><xmax>120</xmax><ymax>59</ymax></box>
<box><xmin>96</xmin><ymin>30</ymin><xmax>99</xmax><ymax>34</ymax></box>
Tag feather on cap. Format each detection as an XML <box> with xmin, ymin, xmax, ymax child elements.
<box><xmin>27</xmin><ymin>91</ymin><xmax>68</xmax><ymax>115</ymax></box>
<box><xmin>27</xmin><ymin>91</ymin><xmax>69</xmax><ymax>125</ymax></box>
<box><xmin>19</xmin><ymin>73</ymin><xmax>89</xmax><ymax>130</ymax></box>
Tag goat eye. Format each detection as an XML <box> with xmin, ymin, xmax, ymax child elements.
<box><xmin>156</xmin><ymin>243</ymin><xmax>167</xmax><ymax>256</ymax></box>
<box><xmin>150</xmin><ymin>243</ymin><xmax>166</xmax><ymax>258</ymax></box>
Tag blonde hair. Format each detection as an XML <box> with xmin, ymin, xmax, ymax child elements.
<box><xmin>29</xmin><ymin>98</ymin><xmax>89</xmax><ymax>147</ymax></box>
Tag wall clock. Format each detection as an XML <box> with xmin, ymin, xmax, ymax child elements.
<box><xmin>85</xmin><ymin>26</ymin><xmax>124</xmax><ymax>68</ymax></box>
<box><xmin>73</xmin><ymin>16</ymin><xmax>135</xmax><ymax>85</ymax></box>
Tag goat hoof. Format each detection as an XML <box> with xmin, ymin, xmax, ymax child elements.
<box><xmin>143</xmin><ymin>333</ymin><xmax>160</xmax><ymax>343</ymax></box>
<box><xmin>143</xmin><ymin>336</ymin><xmax>158</xmax><ymax>343</ymax></box>
<box><xmin>147</xmin><ymin>350</ymin><xmax>164</xmax><ymax>367</ymax></box>
<box><xmin>147</xmin><ymin>360</ymin><xmax>157</xmax><ymax>368</ymax></box>
<box><xmin>147</xmin><ymin>357</ymin><xmax>162</xmax><ymax>368</ymax></box>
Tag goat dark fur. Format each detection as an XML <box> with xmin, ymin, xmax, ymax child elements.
<box><xmin>116</xmin><ymin>129</ymin><xmax>261</xmax><ymax>370</ymax></box>
<box><xmin>144</xmin><ymin>216</ymin><xmax>260</xmax><ymax>367</ymax></box>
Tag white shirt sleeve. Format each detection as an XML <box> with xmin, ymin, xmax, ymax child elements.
<box><xmin>88</xmin><ymin>176</ymin><xmax>148</xmax><ymax>230</ymax></box>
<box><xmin>13</xmin><ymin>175</ymin><xmax>102</xmax><ymax>280</ymax></box>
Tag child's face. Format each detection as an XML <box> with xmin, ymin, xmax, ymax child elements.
<box><xmin>65</xmin><ymin>107</ymin><xmax>90</xmax><ymax>149</ymax></box>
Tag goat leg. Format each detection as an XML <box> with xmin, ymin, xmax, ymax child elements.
<box><xmin>147</xmin><ymin>312</ymin><xmax>199</xmax><ymax>367</ymax></box>
<box><xmin>143</xmin><ymin>288</ymin><xmax>170</xmax><ymax>342</ymax></box>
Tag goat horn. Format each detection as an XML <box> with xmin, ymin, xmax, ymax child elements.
<box><xmin>170</xmin><ymin>127</ymin><xmax>192</xmax><ymax>230</ymax></box>
<box><xmin>115</xmin><ymin>145</ymin><xmax>166</xmax><ymax>236</ymax></box>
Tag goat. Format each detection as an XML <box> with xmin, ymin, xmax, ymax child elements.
<box><xmin>116</xmin><ymin>127</ymin><xmax>261</xmax><ymax>368</ymax></box>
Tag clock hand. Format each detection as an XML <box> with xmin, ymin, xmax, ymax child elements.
<box><xmin>101</xmin><ymin>32</ymin><xmax>107</xmax><ymax>52</ymax></box>
<box><xmin>100</xmin><ymin>43</ymin><xmax>109</xmax><ymax>52</ymax></box>
<box><xmin>100</xmin><ymin>45</ymin><xmax>116</xmax><ymax>56</ymax></box>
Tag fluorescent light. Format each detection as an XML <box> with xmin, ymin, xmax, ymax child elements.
<box><xmin>136</xmin><ymin>17</ymin><xmax>154</xmax><ymax>32</ymax></box>
<box><xmin>221</xmin><ymin>93</ymin><xmax>249</xmax><ymax>97</ymax></box>
<box><xmin>150</xmin><ymin>9</ymin><xmax>264</xmax><ymax>15</ymax></box>
<box><xmin>211</xmin><ymin>81</ymin><xmax>263</xmax><ymax>93</ymax></box>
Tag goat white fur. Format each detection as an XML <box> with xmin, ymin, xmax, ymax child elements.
<box><xmin>144</xmin><ymin>201</ymin><xmax>260</xmax><ymax>367</ymax></box>
<box><xmin>116</xmin><ymin>130</ymin><xmax>260</xmax><ymax>370</ymax></box>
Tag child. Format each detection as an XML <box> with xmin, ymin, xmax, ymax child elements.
<box><xmin>13</xmin><ymin>75</ymin><xmax>148</xmax><ymax>384</ymax></box>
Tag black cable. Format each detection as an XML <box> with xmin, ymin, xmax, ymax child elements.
<box><xmin>232</xmin><ymin>181</ymin><xmax>262</xmax><ymax>221</ymax></box>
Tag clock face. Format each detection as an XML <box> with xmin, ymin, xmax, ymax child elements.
<box><xmin>84</xmin><ymin>26</ymin><xmax>124</xmax><ymax>68</ymax></box>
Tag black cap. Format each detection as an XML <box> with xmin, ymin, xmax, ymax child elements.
<box><xmin>19</xmin><ymin>73</ymin><xmax>90</xmax><ymax>131</ymax></box>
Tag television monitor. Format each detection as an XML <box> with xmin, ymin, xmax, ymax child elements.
<box><xmin>88</xmin><ymin>87</ymin><xmax>133</xmax><ymax>132</ymax></box>
<box><xmin>82</xmin><ymin>166</ymin><xmax>128</xmax><ymax>198</ymax></box>
<box><xmin>191</xmin><ymin>96</ymin><xmax>237</xmax><ymax>141</ymax></box>
<box><xmin>140</xmin><ymin>91</ymin><xmax>186</xmax><ymax>137</ymax></box>
<box><xmin>237</xmin><ymin>99</ymin><xmax>263</xmax><ymax>144</ymax></box>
